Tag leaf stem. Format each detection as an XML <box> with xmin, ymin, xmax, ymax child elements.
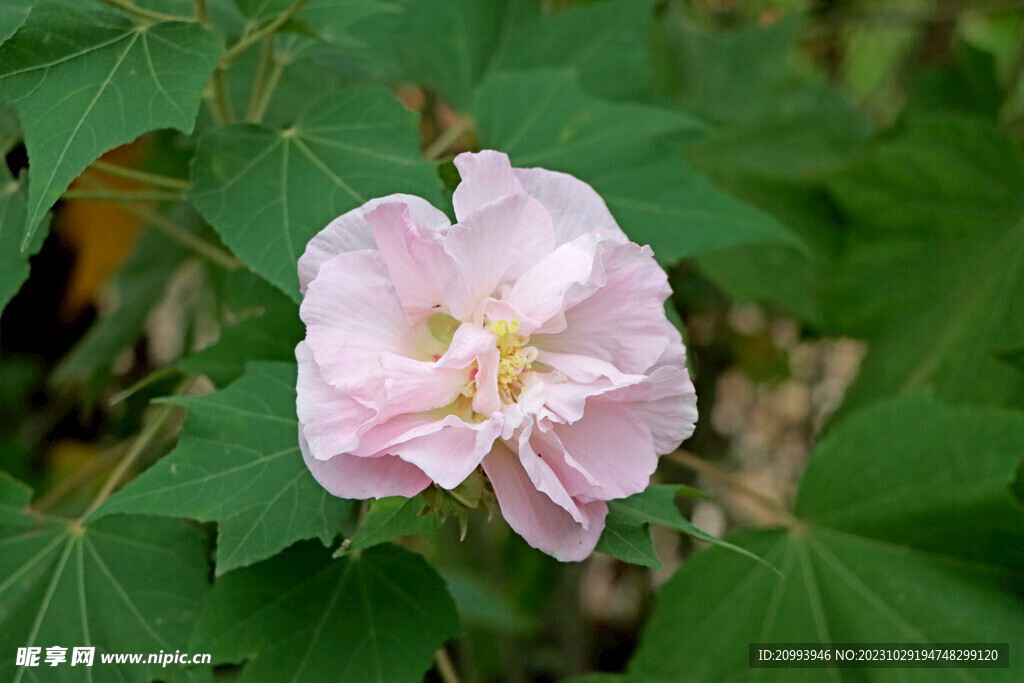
<box><xmin>211</xmin><ymin>67</ymin><xmax>236</xmax><ymax>125</ymax></box>
<box><xmin>665</xmin><ymin>450</ymin><xmax>799</xmax><ymax>527</ymax></box>
<box><xmin>423</xmin><ymin>117</ymin><xmax>474</xmax><ymax>161</ymax></box>
<box><xmin>221</xmin><ymin>0</ymin><xmax>307</xmax><ymax>66</ymax></box>
<box><xmin>62</xmin><ymin>189</ymin><xmax>185</xmax><ymax>202</ymax></box>
<box><xmin>194</xmin><ymin>0</ymin><xmax>211</xmax><ymax>26</ymax></box>
<box><xmin>88</xmin><ymin>160</ymin><xmax>190</xmax><ymax>191</ymax></box>
<box><xmin>79</xmin><ymin>377</ymin><xmax>197</xmax><ymax>521</ymax></box>
<box><xmin>245</xmin><ymin>36</ymin><xmax>276</xmax><ymax>122</ymax></box>
<box><xmin>126</xmin><ymin>204</ymin><xmax>244</xmax><ymax>271</ymax></box>
<box><xmin>434</xmin><ymin>647</ymin><xmax>461</xmax><ymax>683</ymax></box>
<box><xmin>97</xmin><ymin>0</ymin><xmax>193</xmax><ymax>24</ymax></box>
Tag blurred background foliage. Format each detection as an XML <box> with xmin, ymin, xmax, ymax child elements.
<box><xmin>1</xmin><ymin>0</ymin><xmax>1023</xmax><ymax>681</ymax></box>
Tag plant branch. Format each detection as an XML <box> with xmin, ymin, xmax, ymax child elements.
<box><xmin>194</xmin><ymin>0</ymin><xmax>211</xmax><ymax>26</ymax></box>
<box><xmin>34</xmin><ymin>444</ymin><xmax>128</xmax><ymax>513</ymax></box>
<box><xmin>665</xmin><ymin>450</ymin><xmax>799</xmax><ymax>526</ymax></box>
<box><xmin>88</xmin><ymin>160</ymin><xmax>190</xmax><ymax>191</ymax></box>
<box><xmin>79</xmin><ymin>378</ymin><xmax>196</xmax><ymax>521</ymax></box>
<box><xmin>97</xmin><ymin>0</ymin><xmax>193</xmax><ymax>24</ymax></box>
<box><xmin>126</xmin><ymin>204</ymin><xmax>244</xmax><ymax>271</ymax></box>
<box><xmin>62</xmin><ymin>189</ymin><xmax>185</xmax><ymax>202</ymax></box>
<box><xmin>221</xmin><ymin>0</ymin><xmax>307</xmax><ymax>66</ymax></box>
<box><xmin>424</xmin><ymin>117</ymin><xmax>474</xmax><ymax>161</ymax></box>
<box><xmin>434</xmin><ymin>648</ymin><xmax>461</xmax><ymax>683</ymax></box>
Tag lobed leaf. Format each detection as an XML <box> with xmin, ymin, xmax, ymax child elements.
<box><xmin>96</xmin><ymin>362</ymin><xmax>354</xmax><ymax>575</ymax></box>
<box><xmin>628</xmin><ymin>395</ymin><xmax>1024</xmax><ymax>681</ymax></box>
<box><xmin>0</xmin><ymin>1</ymin><xmax>222</xmax><ymax>247</ymax></box>
<box><xmin>191</xmin><ymin>541</ymin><xmax>459</xmax><ymax>683</ymax></box>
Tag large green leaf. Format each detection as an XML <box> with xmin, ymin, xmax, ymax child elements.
<box><xmin>0</xmin><ymin>474</ymin><xmax>210</xmax><ymax>682</ymax></box>
<box><xmin>629</xmin><ymin>394</ymin><xmax>1024</xmax><ymax>681</ymax></box>
<box><xmin>368</xmin><ymin>0</ymin><xmax>658</xmax><ymax>110</ymax></box>
<box><xmin>824</xmin><ymin>116</ymin><xmax>1024</xmax><ymax>412</ymax></box>
<box><xmin>473</xmin><ymin>70</ymin><xmax>801</xmax><ymax>263</ymax></box>
<box><xmin>96</xmin><ymin>362</ymin><xmax>354</xmax><ymax>575</ymax></box>
<box><xmin>0</xmin><ymin>169</ymin><xmax>46</xmax><ymax>315</ymax></box>
<box><xmin>190</xmin><ymin>541</ymin><xmax>459</xmax><ymax>682</ymax></box>
<box><xmin>0</xmin><ymin>0</ymin><xmax>32</xmax><ymax>42</ymax></box>
<box><xmin>0</xmin><ymin>1</ymin><xmax>221</xmax><ymax>247</ymax></box>
<box><xmin>234</xmin><ymin>0</ymin><xmax>398</xmax><ymax>46</ymax></box>
<box><xmin>188</xmin><ymin>87</ymin><xmax>441</xmax><ymax>301</ymax></box>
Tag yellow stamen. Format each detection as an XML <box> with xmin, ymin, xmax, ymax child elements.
<box><xmin>487</xmin><ymin>319</ymin><xmax>532</xmax><ymax>402</ymax></box>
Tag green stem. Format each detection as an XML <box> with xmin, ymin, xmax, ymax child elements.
<box><xmin>246</xmin><ymin>36</ymin><xmax>276</xmax><ymax>122</ymax></box>
<box><xmin>221</xmin><ymin>0</ymin><xmax>307</xmax><ymax>65</ymax></box>
<box><xmin>62</xmin><ymin>189</ymin><xmax>184</xmax><ymax>202</ymax></box>
<box><xmin>89</xmin><ymin>160</ymin><xmax>190</xmax><ymax>191</ymax></box>
<box><xmin>194</xmin><ymin>0</ymin><xmax>211</xmax><ymax>26</ymax></box>
<box><xmin>125</xmin><ymin>204</ymin><xmax>244</xmax><ymax>271</ymax></box>
<box><xmin>79</xmin><ymin>378</ymin><xmax>197</xmax><ymax>521</ymax></box>
<box><xmin>97</xmin><ymin>0</ymin><xmax>192</xmax><ymax>23</ymax></box>
<box><xmin>423</xmin><ymin>118</ymin><xmax>473</xmax><ymax>161</ymax></box>
<box><xmin>248</xmin><ymin>55</ymin><xmax>286</xmax><ymax>123</ymax></box>
<box><xmin>211</xmin><ymin>67</ymin><xmax>236</xmax><ymax>125</ymax></box>
<box><xmin>434</xmin><ymin>648</ymin><xmax>461</xmax><ymax>683</ymax></box>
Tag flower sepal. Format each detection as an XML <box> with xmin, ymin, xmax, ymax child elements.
<box><xmin>421</xmin><ymin>469</ymin><xmax>493</xmax><ymax>541</ymax></box>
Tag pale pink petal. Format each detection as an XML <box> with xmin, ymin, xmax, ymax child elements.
<box><xmin>301</xmin><ymin>433</ymin><xmax>430</xmax><ymax>499</ymax></box>
<box><xmin>483</xmin><ymin>442</ymin><xmax>608</xmax><ymax>562</ymax></box>
<box><xmin>472</xmin><ymin>345</ymin><xmax>502</xmax><ymax>416</ymax></box>
<box><xmin>365</xmin><ymin>202</ymin><xmax>456</xmax><ymax>323</ymax></box>
<box><xmin>535</xmin><ymin>242</ymin><xmax>672</xmax><ymax>374</ymax></box>
<box><xmin>299</xmin><ymin>194</ymin><xmax>450</xmax><ymax>293</ymax></box>
<box><xmin>443</xmin><ymin>194</ymin><xmax>556</xmax><ymax>321</ymax></box>
<box><xmin>501</xmin><ymin>233</ymin><xmax>605</xmax><ymax>335</ymax></box>
<box><xmin>603</xmin><ymin>365</ymin><xmax>698</xmax><ymax>454</ymax></box>
<box><xmin>296</xmin><ymin>342</ymin><xmax>377</xmax><ymax>460</ymax></box>
<box><xmin>552</xmin><ymin>401</ymin><xmax>657</xmax><ymax>500</ymax></box>
<box><xmin>301</xmin><ymin>250</ymin><xmax>440</xmax><ymax>396</ymax></box>
<box><xmin>391</xmin><ymin>414</ymin><xmax>503</xmax><ymax>489</ymax></box>
<box><xmin>379</xmin><ymin>354</ymin><xmax>471</xmax><ymax>419</ymax></box>
<box><xmin>514</xmin><ymin>166</ymin><xmax>626</xmax><ymax>246</ymax></box>
<box><xmin>452</xmin><ymin>150</ymin><xmax>523</xmax><ymax>219</ymax></box>
<box><xmin>513</xmin><ymin>424</ymin><xmax>588</xmax><ymax>525</ymax></box>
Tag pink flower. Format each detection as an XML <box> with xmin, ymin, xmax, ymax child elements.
<box><xmin>296</xmin><ymin>150</ymin><xmax>697</xmax><ymax>561</ymax></box>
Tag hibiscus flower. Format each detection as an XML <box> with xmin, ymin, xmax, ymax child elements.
<box><xmin>296</xmin><ymin>150</ymin><xmax>697</xmax><ymax>561</ymax></box>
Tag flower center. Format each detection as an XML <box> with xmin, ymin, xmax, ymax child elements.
<box><xmin>488</xmin><ymin>319</ymin><xmax>537</xmax><ymax>403</ymax></box>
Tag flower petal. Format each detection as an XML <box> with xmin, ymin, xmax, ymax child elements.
<box><xmin>301</xmin><ymin>432</ymin><xmax>430</xmax><ymax>499</ymax></box>
<box><xmin>535</xmin><ymin>242</ymin><xmax>672</xmax><ymax>374</ymax></box>
<box><xmin>391</xmin><ymin>414</ymin><xmax>503</xmax><ymax>489</ymax></box>
<box><xmin>365</xmin><ymin>202</ymin><xmax>456</xmax><ymax>323</ymax></box>
<box><xmin>296</xmin><ymin>341</ymin><xmax>376</xmax><ymax>460</ymax></box>
<box><xmin>452</xmin><ymin>150</ymin><xmax>523</xmax><ymax>219</ymax></box>
<box><xmin>301</xmin><ymin>250</ymin><xmax>440</xmax><ymax>396</ymax></box>
<box><xmin>483</xmin><ymin>442</ymin><xmax>608</xmax><ymax>562</ymax></box>
<box><xmin>551</xmin><ymin>401</ymin><xmax>657</xmax><ymax>500</ymax></box>
<box><xmin>603</xmin><ymin>364</ymin><xmax>698</xmax><ymax>454</ymax></box>
<box><xmin>299</xmin><ymin>194</ymin><xmax>450</xmax><ymax>293</ymax></box>
<box><xmin>514</xmin><ymin>166</ymin><xmax>626</xmax><ymax>246</ymax></box>
<box><xmin>443</xmin><ymin>194</ymin><xmax>556</xmax><ymax>321</ymax></box>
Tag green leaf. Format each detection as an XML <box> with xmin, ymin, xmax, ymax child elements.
<box><xmin>179</xmin><ymin>270</ymin><xmax>304</xmax><ymax>387</ymax></box>
<box><xmin>597</xmin><ymin>485</ymin><xmax>772</xmax><ymax>571</ymax></box>
<box><xmin>369</xmin><ymin>0</ymin><xmax>658</xmax><ymax>110</ymax></box>
<box><xmin>629</xmin><ymin>395</ymin><xmax>1024</xmax><ymax>681</ymax></box>
<box><xmin>188</xmin><ymin>88</ymin><xmax>441</xmax><ymax>301</ymax></box>
<box><xmin>0</xmin><ymin>1</ymin><xmax>221</xmax><ymax>247</ymax></box>
<box><xmin>473</xmin><ymin>70</ymin><xmax>801</xmax><ymax>263</ymax></box>
<box><xmin>0</xmin><ymin>0</ymin><xmax>32</xmax><ymax>43</ymax></box>
<box><xmin>191</xmin><ymin>541</ymin><xmax>460</xmax><ymax>683</ymax></box>
<box><xmin>0</xmin><ymin>169</ymin><xmax>47</xmax><ymax>315</ymax></box>
<box><xmin>336</xmin><ymin>495</ymin><xmax>430</xmax><ymax>556</ymax></box>
<box><xmin>824</xmin><ymin>116</ymin><xmax>1024</xmax><ymax>411</ymax></box>
<box><xmin>234</xmin><ymin>0</ymin><xmax>398</xmax><ymax>46</ymax></box>
<box><xmin>96</xmin><ymin>362</ymin><xmax>355</xmax><ymax>575</ymax></box>
<box><xmin>0</xmin><ymin>473</ymin><xmax>210</xmax><ymax>683</ymax></box>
